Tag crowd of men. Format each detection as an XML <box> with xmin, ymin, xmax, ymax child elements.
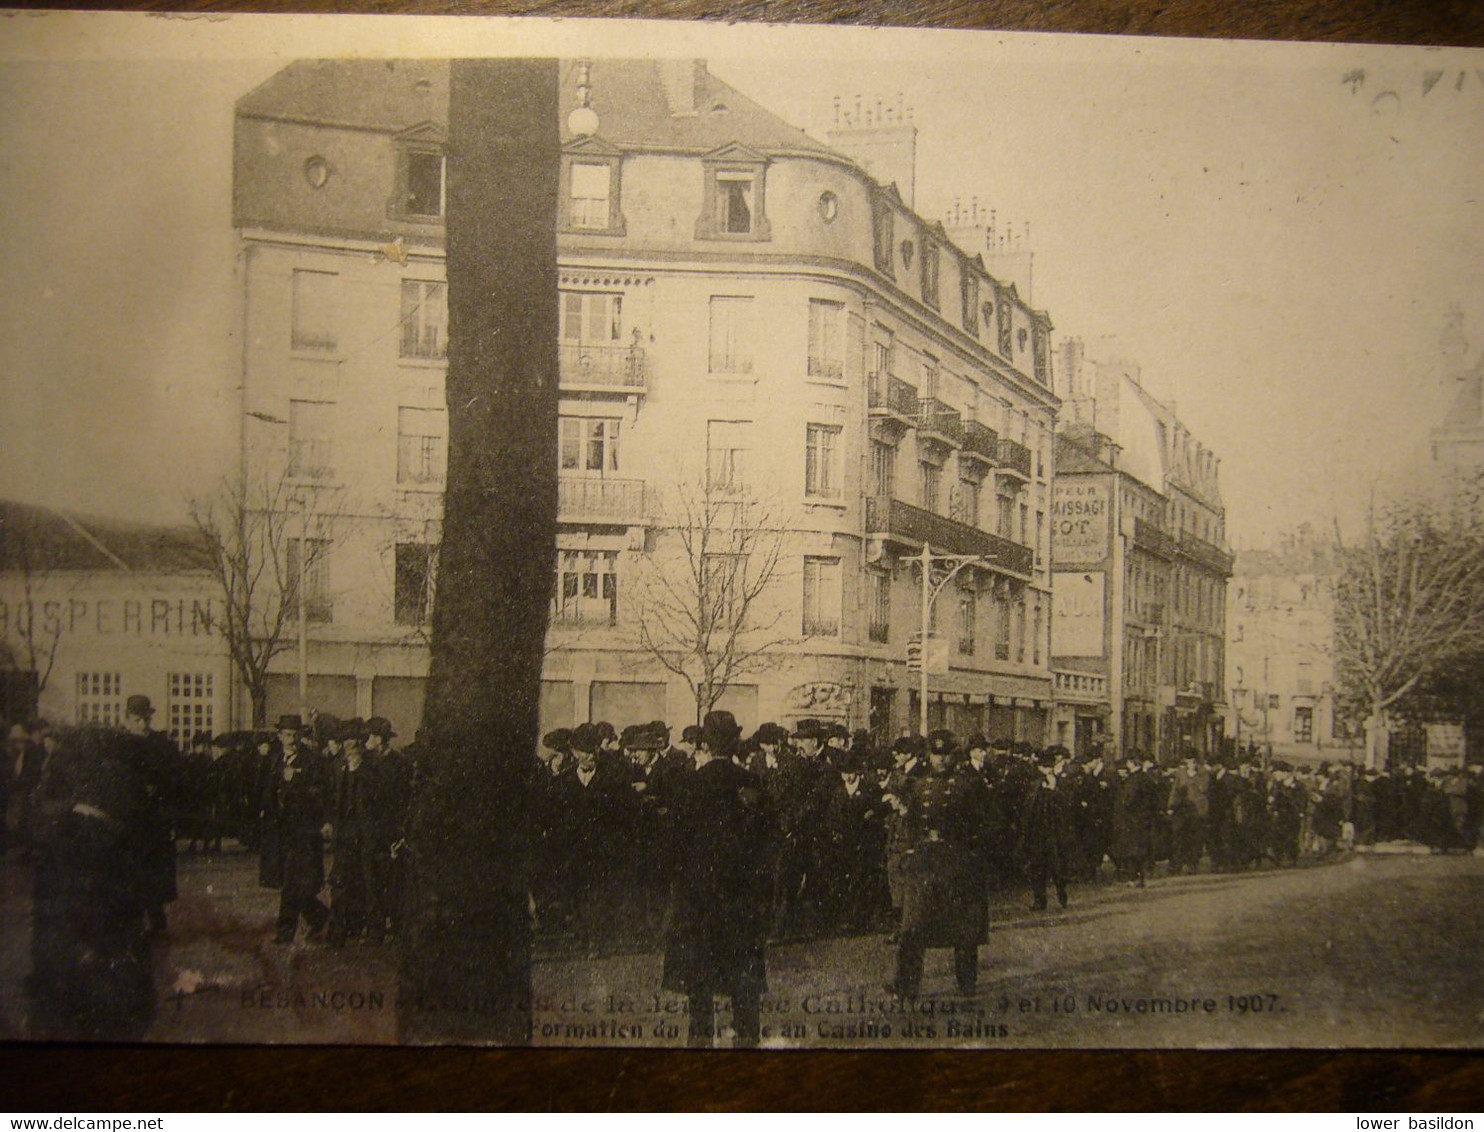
<box><xmin>5</xmin><ymin>701</ymin><xmax>1483</xmax><ymax>1041</ymax></box>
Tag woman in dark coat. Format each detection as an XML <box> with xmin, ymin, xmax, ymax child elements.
<box><xmin>1110</xmin><ymin>756</ymin><xmax>1159</xmax><ymax>886</ymax></box>
<box><xmin>661</xmin><ymin>711</ymin><xmax>775</xmax><ymax>1048</ymax></box>
<box><xmin>1017</xmin><ymin>749</ymin><xmax>1078</xmax><ymax>910</ymax></box>
<box><xmin>885</xmin><ymin>731</ymin><xmax>993</xmax><ymax>998</ymax></box>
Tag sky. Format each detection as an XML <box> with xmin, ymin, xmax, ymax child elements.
<box><xmin>1</xmin><ymin>17</ymin><xmax>1481</xmax><ymax>548</ymax></box>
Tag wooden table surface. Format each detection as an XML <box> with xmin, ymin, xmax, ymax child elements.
<box><xmin>5</xmin><ymin>0</ymin><xmax>1483</xmax><ymax>1110</ymax></box>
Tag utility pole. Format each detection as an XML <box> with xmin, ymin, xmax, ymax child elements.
<box><xmin>914</xmin><ymin>544</ymin><xmax>997</xmax><ymax>737</ymax></box>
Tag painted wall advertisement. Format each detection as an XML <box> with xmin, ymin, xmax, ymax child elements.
<box><xmin>1052</xmin><ymin>481</ymin><xmax>1109</xmax><ymax>566</ymax></box>
<box><xmin>1052</xmin><ymin>570</ymin><xmax>1105</xmax><ymax>658</ymax></box>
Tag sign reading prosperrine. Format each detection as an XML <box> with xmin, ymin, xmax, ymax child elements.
<box><xmin>1052</xmin><ymin>482</ymin><xmax>1109</xmax><ymax>566</ymax></box>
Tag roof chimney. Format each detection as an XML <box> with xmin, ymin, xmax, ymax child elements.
<box><xmin>660</xmin><ymin>60</ymin><xmax>706</xmax><ymax>117</ymax></box>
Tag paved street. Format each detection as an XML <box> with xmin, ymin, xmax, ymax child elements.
<box><xmin>3</xmin><ymin>847</ymin><xmax>1480</xmax><ymax>1047</ymax></box>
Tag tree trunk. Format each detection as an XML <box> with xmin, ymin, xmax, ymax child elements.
<box><xmin>398</xmin><ymin>58</ymin><xmax>559</xmax><ymax>1045</ymax></box>
<box><xmin>250</xmin><ymin>683</ymin><xmax>267</xmax><ymax>730</ymax></box>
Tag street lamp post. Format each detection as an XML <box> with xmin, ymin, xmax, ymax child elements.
<box><xmin>914</xmin><ymin>543</ymin><xmax>997</xmax><ymax>738</ymax></box>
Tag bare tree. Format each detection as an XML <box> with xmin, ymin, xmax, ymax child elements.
<box><xmin>3</xmin><ymin>511</ymin><xmax>69</xmax><ymax>702</ymax></box>
<box><xmin>1332</xmin><ymin>475</ymin><xmax>1484</xmax><ymax>766</ymax></box>
<box><xmin>631</xmin><ymin>475</ymin><xmax>793</xmax><ymax>724</ymax></box>
<box><xmin>187</xmin><ymin>468</ymin><xmax>336</xmax><ymax>728</ymax></box>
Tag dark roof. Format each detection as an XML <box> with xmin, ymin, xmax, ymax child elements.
<box><xmin>237</xmin><ymin>58</ymin><xmax>833</xmax><ymax>158</ymax></box>
<box><xmin>0</xmin><ymin>500</ymin><xmax>210</xmax><ymax>574</ymax></box>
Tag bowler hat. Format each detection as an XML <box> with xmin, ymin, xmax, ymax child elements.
<box><xmin>542</xmin><ymin>728</ymin><xmax>573</xmax><ymax>755</ymax></box>
<box><xmin>275</xmin><ymin>714</ymin><xmax>304</xmax><ymax>732</ymax></box>
<box><xmin>753</xmin><ymin>722</ymin><xmax>789</xmax><ymax>746</ymax></box>
<box><xmin>791</xmin><ymin>718</ymin><xmax>826</xmax><ymax>741</ymax></box>
<box><xmin>891</xmin><ymin>735</ymin><xmax>922</xmax><ymax>756</ymax></box>
<box><xmin>570</xmin><ymin>722</ymin><xmax>603</xmax><ymax>754</ymax></box>
<box><xmin>366</xmin><ymin>716</ymin><xmax>397</xmax><ymax>740</ymax></box>
<box><xmin>964</xmin><ymin>732</ymin><xmax>990</xmax><ymax>753</ymax></box>
<box><xmin>680</xmin><ymin>724</ymin><xmax>703</xmax><ymax>745</ymax></box>
<box><xmin>126</xmin><ymin>694</ymin><xmax>156</xmax><ymax>719</ymax></box>
<box><xmin>700</xmin><ymin>710</ymin><xmax>742</xmax><ymax>754</ymax></box>
<box><xmin>835</xmin><ymin>748</ymin><xmax>867</xmax><ymax>775</ymax></box>
<box><xmin>340</xmin><ymin>717</ymin><xmax>367</xmax><ymax>743</ymax></box>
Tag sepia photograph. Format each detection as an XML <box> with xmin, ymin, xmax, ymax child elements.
<box><xmin>1</xmin><ymin>11</ymin><xmax>1481</xmax><ymax>1053</ymax></box>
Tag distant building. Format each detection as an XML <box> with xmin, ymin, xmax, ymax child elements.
<box><xmin>0</xmin><ymin>500</ymin><xmax>226</xmax><ymax>742</ymax></box>
<box><xmin>1226</xmin><ymin>534</ymin><xmax>1353</xmax><ymax>766</ymax></box>
<box><xmin>232</xmin><ymin>59</ymin><xmax>1061</xmax><ymax>741</ymax></box>
<box><xmin>1049</xmin><ymin>342</ymin><xmax>1232</xmax><ymax>761</ymax></box>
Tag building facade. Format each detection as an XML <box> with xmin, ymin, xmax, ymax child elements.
<box><xmin>0</xmin><ymin>501</ymin><xmax>229</xmax><ymax>743</ymax></box>
<box><xmin>232</xmin><ymin>59</ymin><xmax>1060</xmax><ymax>741</ymax></box>
<box><xmin>1048</xmin><ymin>342</ymin><xmax>1232</xmax><ymax>761</ymax></box>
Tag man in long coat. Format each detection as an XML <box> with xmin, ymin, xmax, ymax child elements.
<box><xmin>259</xmin><ymin>714</ymin><xmax>332</xmax><ymax>944</ymax></box>
<box><xmin>1110</xmin><ymin>755</ymin><xmax>1160</xmax><ymax>886</ymax></box>
<box><xmin>1018</xmin><ymin>748</ymin><xmax>1077</xmax><ymax>910</ymax></box>
<box><xmin>327</xmin><ymin>720</ymin><xmax>397</xmax><ymax>947</ymax></box>
<box><xmin>1167</xmin><ymin>754</ymin><xmax>1210</xmax><ymax>875</ymax></box>
<box><xmin>885</xmin><ymin>730</ymin><xmax>992</xmax><ymax>998</ymax></box>
<box><xmin>662</xmin><ymin>710</ymin><xmax>775</xmax><ymax>1048</ymax></box>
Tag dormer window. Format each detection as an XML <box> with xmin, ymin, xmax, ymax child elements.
<box><xmin>561</xmin><ymin>139</ymin><xmax>626</xmax><ymax>235</ymax></box>
<box><xmin>695</xmin><ymin>145</ymin><xmax>771</xmax><ymax>241</ymax></box>
<box><xmin>921</xmin><ymin>240</ymin><xmax>941</xmax><ymax>310</ymax></box>
<box><xmin>406</xmin><ymin>152</ymin><xmax>444</xmax><ymax>217</ymax></box>
<box><xmin>391</xmin><ymin>125</ymin><xmax>448</xmax><ymax>223</ymax></box>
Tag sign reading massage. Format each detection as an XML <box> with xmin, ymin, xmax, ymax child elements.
<box><xmin>1051</xmin><ymin>481</ymin><xmax>1109</xmax><ymax>566</ymax></box>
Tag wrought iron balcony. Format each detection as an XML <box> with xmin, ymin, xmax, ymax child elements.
<box><xmin>916</xmin><ymin>396</ymin><xmax>965</xmax><ymax>448</ymax></box>
<box><xmin>557</xmin><ymin>475</ymin><xmax>647</xmax><ymax>524</ymax></box>
<box><xmin>865</xmin><ymin>495</ymin><xmax>1034</xmax><ymax>577</ymax></box>
<box><xmin>1133</xmin><ymin>517</ymin><xmax>1178</xmax><ymax>560</ymax></box>
<box><xmin>867</xmin><ymin>372</ymin><xmax>918</xmax><ymax>422</ymax></box>
<box><xmin>994</xmin><ymin>437</ymin><xmax>1032</xmax><ymax>479</ymax></box>
<box><xmin>1177</xmin><ymin>530</ymin><xmax>1236</xmax><ymax>576</ymax></box>
<box><xmin>962</xmin><ymin>420</ymin><xmax>999</xmax><ymax>467</ymax></box>
<box><xmin>558</xmin><ymin>342</ymin><xmax>648</xmax><ymax>391</ymax></box>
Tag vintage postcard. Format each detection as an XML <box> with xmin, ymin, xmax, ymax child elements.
<box><xmin>1</xmin><ymin>12</ymin><xmax>1481</xmax><ymax>1049</ymax></box>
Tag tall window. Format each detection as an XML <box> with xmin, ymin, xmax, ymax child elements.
<box><xmin>167</xmin><ymin>673</ymin><xmax>214</xmax><ymax>745</ymax></box>
<box><xmin>805</xmin><ymin>424</ymin><xmax>842</xmax><ymax>499</ymax></box>
<box><xmin>554</xmin><ymin>550</ymin><xmax>618</xmax><ymax>626</ymax></box>
<box><xmin>404</xmin><ymin>151</ymin><xmax>445</xmax><ymax>218</ymax></box>
<box><xmin>289</xmin><ymin>400</ymin><xmax>334</xmax><ymax>480</ymax></box>
<box><xmin>395</xmin><ymin>542</ymin><xmax>438</xmax><ymax>626</ymax></box>
<box><xmin>76</xmin><ymin>671</ymin><xmax>122</xmax><ymax>727</ymax></box>
<box><xmin>995</xmin><ymin>596</ymin><xmax>1012</xmax><ymax>661</ymax></box>
<box><xmin>921</xmin><ymin>240</ymin><xmax>941</xmax><ymax>309</ymax></box>
<box><xmin>962</xmin><ymin>271</ymin><xmax>980</xmax><ymax>336</ymax></box>
<box><xmin>869</xmin><ymin>571</ymin><xmax>891</xmax><ymax>643</ymax></box>
<box><xmin>708</xmin><ymin>296</ymin><xmax>754</xmax><ymax>374</ymax></box>
<box><xmin>1014</xmin><ymin>598</ymin><xmax>1027</xmax><ymax>663</ymax></box>
<box><xmin>997</xmin><ymin>493</ymin><xmax>1015</xmax><ymax>539</ymax></box>
<box><xmin>802</xmin><ymin>557</ymin><xmax>841</xmax><ymax>637</ymax></box>
<box><xmin>956</xmin><ymin>477</ymin><xmax>980</xmax><ymax>528</ymax></box>
<box><xmin>569</xmin><ymin>162</ymin><xmax>611</xmax><ymax>229</ymax></box>
<box><xmin>957</xmin><ymin>590</ymin><xmax>976</xmax><ymax>656</ymax></box>
<box><xmin>397</xmin><ymin>407</ymin><xmax>447</xmax><ymax>486</ymax></box>
<box><xmin>1035</xmin><ymin>511</ymin><xmax>1045</xmax><ymax>566</ymax></box>
<box><xmin>286</xmin><ymin>537</ymin><xmax>332</xmax><ymax>624</ymax></box>
<box><xmin>920</xmin><ymin>462</ymin><xmax>941</xmax><ymax>514</ymax></box>
<box><xmin>560</xmin><ymin>291</ymin><xmax>622</xmax><ymax>345</ymax></box>
<box><xmin>1032</xmin><ymin>603</ymin><xmax>1043</xmax><ymax>665</ymax></box>
<box><xmin>872</xmin><ymin>196</ymin><xmax>896</xmax><ymax>278</ymax></box>
<box><xmin>559</xmin><ymin>417</ymin><xmax>620</xmax><ymax>475</ymax></box>
<box><xmin>807</xmin><ymin>299</ymin><xmax>845</xmax><ymax>379</ymax></box>
<box><xmin>923</xmin><ymin>353</ymin><xmax>940</xmax><ymax>400</ymax></box>
<box><xmin>400</xmin><ymin>280</ymin><xmax>447</xmax><ymax>359</ymax></box>
<box><xmin>291</xmin><ymin>269</ymin><xmax>337</xmax><ymax>352</ymax></box>
<box><xmin>1294</xmin><ymin>706</ymin><xmax>1314</xmax><ymax>744</ymax></box>
<box><xmin>870</xmin><ymin>440</ymin><xmax>896</xmax><ymax>499</ymax></box>
<box><xmin>717</xmin><ymin>172</ymin><xmax>755</xmax><ymax>234</ymax></box>
<box><xmin>707</xmin><ymin>420</ymin><xmax>749</xmax><ymax>493</ymax></box>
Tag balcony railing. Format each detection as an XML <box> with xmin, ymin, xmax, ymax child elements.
<box><xmin>1054</xmin><ymin>669</ymin><xmax>1109</xmax><ymax>702</ymax></box>
<box><xmin>1133</xmin><ymin>517</ymin><xmax>1179</xmax><ymax>560</ymax></box>
<box><xmin>994</xmin><ymin>437</ymin><xmax>1032</xmax><ymax>478</ymax></box>
<box><xmin>867</xmin><ymin>372</ymin><xmax>919</xmax><ymax>420</ymax></box>
<box><xmin>803</xmin><ymin>615</ymin><xmax>841</xmax><ymax>638</ymax></box>
<box><xmin>558</xmin><ymin>342</ymin><xmax>648</xmax><ymax>390</ymax></box>
<box><xmin>557</xmin><ymin>476</ymin><xmax>647</xmax><ymax>524</ymax></box>
<box><xmin>916</xmin><ymin>396</ymin><xmax>965</xmax><ymax>447</ymax></box>
<box><xmin>865</xmin><ymin>495</ymin><xmax>1034</xmax><ymax>576</ymax></box>
<box><xmin>963</xmin><ymin>420</ymin><xmax>999</xmax><ymax>465</ymax></box>
<box><xmin>1177</xmin><ymin>530</ymin><xmax>1236</xmax><ymax>575</ymax></box>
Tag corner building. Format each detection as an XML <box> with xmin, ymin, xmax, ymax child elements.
<box><xmin>233</xmin><ymin>59</ymin><xmax>1058</xmax><ymax>739</ymax></box>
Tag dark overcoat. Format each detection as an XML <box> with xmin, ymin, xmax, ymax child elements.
<box><xmin>1110</xmin><ymin>769</ymin><xmax>1160</xmax><ymax>865</ymax></box>
<box><xmin>895</xmin><ymin>766</ymin><xmax>992</xmax><ymax>948</ymax></box>
<box><xmin>661</xmin><ymin>756</ymin><xmax>775</xmax><ymax>996</ymax></box>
